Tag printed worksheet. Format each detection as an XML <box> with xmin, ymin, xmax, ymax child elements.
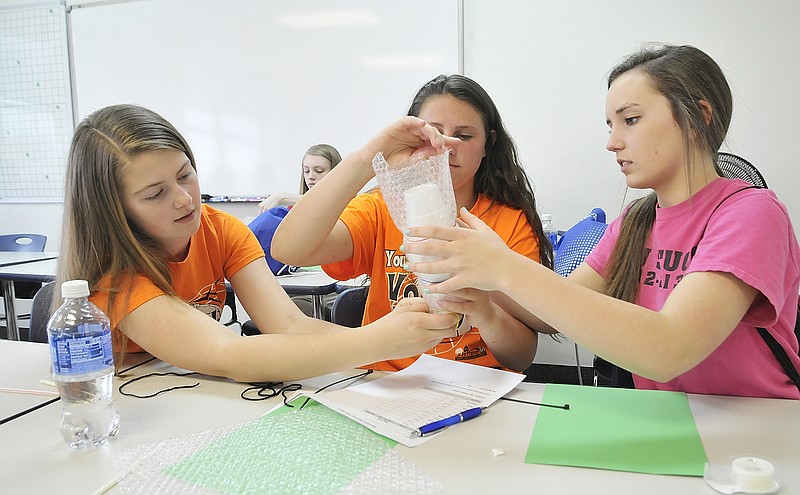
<box><xmin>311</xmin><ymin>354</ymin><xmax>525</xmax><ymax>447</ymax></box>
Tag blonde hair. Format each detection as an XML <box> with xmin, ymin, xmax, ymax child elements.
<box><xmin>55</xmin><ymin>104</ymin><xmax>196</xmax><ymax>367</ymax></box>
<box><xmin>299</xmin><ymin>144</ymin><xmax>341</xmax><ymax>194</ymax></box>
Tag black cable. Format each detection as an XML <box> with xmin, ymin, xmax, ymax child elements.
<box><xmin>118</xmin><ymin>371</ymin><xmax>201</xmax><ymax>398</ymax></box>
<box><xmin>296</xmin><ymin>369</ymin><xmax>374</xmax><ymax>410</ymax></box>
<box><xmin>241</xmin><ymin>382</ymin><xmax>302</xmax><ymax>406</ymax></box>
<box><xmin>499</xmin><ymin>396</ymin><xmax>570</xmax><ymax>410</ymax></box>
<box><xmin>0</xmin><ymin>397</ymin><xmax>60</xmax><ymax>426</ymax></box>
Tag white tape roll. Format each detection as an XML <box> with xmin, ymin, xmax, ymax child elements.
<box><xmin>731</xmin><ymin>456</ymin><xmax>775</xmax><ymax>493</ymax></box>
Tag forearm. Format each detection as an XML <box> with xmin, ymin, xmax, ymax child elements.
<box><xmin>216</xmin><ymin>328</ymin><xmax>389</xmax><ymax>383</ymax></box>
<box><xmin>472</xmin><ymin>301</ymin><xmax>538</xmax><ymax>372</ymax></box>
<box><xmin>494</xmin><ymin>252</ymin><xmax>740</xmax><ymax>382</ymax></box>
<box><xmin>273</xmin><ymin>192</ymin><xmax>300</xmax><ymax>208</ymax></box>
<box><xmin>491</xmin><ymin>291</ymin><xmax>558</xmax><ymax>335</ymax></box>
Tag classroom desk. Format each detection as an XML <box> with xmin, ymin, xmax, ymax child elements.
<box><xmin>0</xmin><ymin>256</ymin><xmax>57</xmax><ymax>341</ymax></box>
<box><xmin>0</xmin><ymin>252</ymin><xmax>58</xmax><ymax>268</ymax></box>
<box><xmin>276</xmin><ymin>270</ymin><xmax>339</xmax><ymax>319</ymax></box>
<box><xmin>0</xmin><ymin>340</ymin><xmax>797</xmax><ymax>495</ymax></box>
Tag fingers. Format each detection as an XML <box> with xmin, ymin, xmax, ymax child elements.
<box><xmin>399</xmin><ymin>116</ymin><xmax>460</xmax><ymax>153</ymax></box>
<box><xmin>457</xmin><ymin>207</ymin><xmax>494</xmax><ymax>232</ymax></box>
<box><xmin>392</xmin><ymin>297</ymin><xmax>429</xmax><ymax>313</ymax></box>
<box><xmin>392</xmin><ymin>297</ymin><xmax>460</xmax><ymax>330</ymax></box>
<box><xmin>407</xmin><ymin>224</ymin><xmax>462</xmax><ymax>242</ymax></box>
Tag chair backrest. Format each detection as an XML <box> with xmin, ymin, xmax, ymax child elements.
<box><xmin>717</xmin><ymin>152</ymin><xmax>768</xmax><ymax>188</ymax></box>
<box><xmin>28</xmin><ymin>281</ymin><xmax>56</xmax><ymax>343</ymax></box>
<box><xmin>330</xmin><ymin>285</ymin><xmax>369</xmax><ymax>328</ymax></box>
<box><xmin>247</xmin><ymin>207</ymin><xmax>298</xmax><ymax>276</ymax></box>
<box><xmin>0</xmin><ymin>233</ymin><xmax>47</xmax><ymax>252</ymax></box>
<box><xmin>554</xmin><ymin>209</ymin><xmax>608</xmax><ymax>277</ymax></box>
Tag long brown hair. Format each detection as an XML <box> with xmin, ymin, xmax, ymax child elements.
<box><xmin>55</xmin><ymin>104</ymin><xmax>197</xmax><ymax>366</ymax></box>
<box><xmin>604</xmin><ymin>45</ymin><xmax>731</xmax><ymax>302</ymax></box>
<box><xmin>407</xmin><ymin>74</ymin><xmax>553</xmax><ymax>269</ymax></box>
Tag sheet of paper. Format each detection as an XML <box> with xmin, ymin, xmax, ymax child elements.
<box><xmin>311</xmin><ymin>354</ymin><xmax>525</xmax><ymax>447</ymax></box>
<box><xmin>525</xmin><ymin>384</ymin><xmax>708</xmax><ymax>476</ymax></box>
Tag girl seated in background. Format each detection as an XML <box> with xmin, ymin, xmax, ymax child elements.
<box><xmin>273</xmin><ymin>74</ymin><xmax>553</xmax><ymax>372</ymax></box>
<box><xmin>403</xmin><ymin>45</ymin><xmax>800</xmax><ymax>399</ymax></box>
<box><xmin>255</xmin><ymin>144</ymin><xmax>342</xmax><ymax>214</ymax></box>
<box><xmin>55</xmin><ymin>104</ymin><xmax>459</xmax><ymax>382</ymax></box>
<box><xmin>249</xmin><ymin>144</ymin><xmax>342</xmax><ymax>318</ymax></box>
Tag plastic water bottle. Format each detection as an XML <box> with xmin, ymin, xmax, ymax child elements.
<box><xmin>47</xmin><ymin>280</ymin><xmax>119</xmax><ymax>449</ymax></box>
<box><xmin>542</xmin><ymin>213</ymin><xmax>559</xmax><ymax>256</ymax></box>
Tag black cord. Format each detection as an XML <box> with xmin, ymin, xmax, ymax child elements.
<box><xmin>118</xmin><ymin>371</ymin><xmax>201</xmax><ymax>398</ymax></box>
<box><xmin>296</xmin><ymin>369</ymin><xmax>374</xmax><ymax>410</ymax></box>
<box><xmin>241</xmin><ymin>382</ymin><xmax>302</xmax><ymax>406</ymax></box>
<box><xmin>499</xmin><ymin>396</ymin><xmax>570</xmax><ymax>410</ymax></box>
<box><xmin>0</xmin><ymin>397</ymin><xmax>60</xmax><ymax>426</ymax></box>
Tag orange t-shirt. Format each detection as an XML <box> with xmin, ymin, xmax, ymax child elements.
<box><xmin>91</xmin><ymin>205</ymin><xmax>265</xmax><ymax>352</ymax></box>
<box><xmin>323</xmin><ymin>191</ymin><xmax>541</xmax><ymax>371</ymax></box>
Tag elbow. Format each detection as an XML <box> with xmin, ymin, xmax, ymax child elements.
<box><xmin>498</xmin><ymin>340</ymin><xmax>538</xmax><ymax>373</ymax></box>
<box><xmin>646</xmin><ymin>368</ymin><xmax>682</xmax><ymax>383</ymax></box>
<box><xmin>636</xmin><ymin>354</ymin><xmax>700</xmax><ymax>383</ymax></box>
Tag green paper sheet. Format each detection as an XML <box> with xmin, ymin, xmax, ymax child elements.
<box><xmin>162</xmin><ymin>399</ymin><xmax>395</xmax><ymax>495</ymax></box>
<box><xmin>525</xmin><ymin>384</ymin><xmax>707</xmax><ymax>476</ymax></box>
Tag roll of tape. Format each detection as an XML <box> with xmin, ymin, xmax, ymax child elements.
<box><xmin>731</xmin><ymin>456</ymin><xmax>775</xmax><ymax>493</ymax></box>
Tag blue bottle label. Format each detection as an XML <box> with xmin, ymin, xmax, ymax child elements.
<box><xmin>49</xmin><ymin>323</ymin><xmax>114</xmax><ymax>375</ymax></box>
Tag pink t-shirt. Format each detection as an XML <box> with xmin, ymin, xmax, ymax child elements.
<box><xmin>586</xmin><ymin>178</ymin><xmax>800</xmax><ymax>399</ymax></box>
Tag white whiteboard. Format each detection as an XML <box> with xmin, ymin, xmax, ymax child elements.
<box><xmin>0</xmin><ymin>3</ymin><xmax>73</xmax><ymax>202</ymax></box>
<box><xmin>69</xmin><ymin>0</ymin><xmax>460</xmax><ymax>198</ymax></box>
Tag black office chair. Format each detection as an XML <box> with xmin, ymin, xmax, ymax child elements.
<box><xmin>717</xmin><ymin>152</ymin><xmax>768</xmax><ymax>188</ymax></box>
<box><xmin>28</xmin><ymin>281</ymin><xmax>55</xmax><ymax>343</ymax></box>
<box><xmin>330</xmin><ymin>286</ymin><xmax>369</xmax><ymax>328</ymax></box>
<box><xmin>222</xmin><ymin>283</ymin><xmax>239</xmax><ymax>328</ymax></box>
<box><xmin>0</xmin><ymin>233</ymin><xmax>47</xmax><ymax>252</ymax></box>
<box><xmin>549</xmin><ymin>209</ymin><xmax>608</xmax><ymax>386</ymax></box>
<box><xmin>0</xmin><ymin>233</ymin><xmax>48</xmax><ymax>337</ymax></box>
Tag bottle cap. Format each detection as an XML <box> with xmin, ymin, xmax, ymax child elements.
<box><xmin>542</xmin><ymin>213</ymin><xmax>552</xmax><ymax>222</ymax></box>
<box><xmin>61</xmin><ymin>280</ymin><xmax>90</xmax><ymax>298</ymax></box>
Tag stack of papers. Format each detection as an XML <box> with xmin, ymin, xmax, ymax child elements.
<box><xmin>312</xmin><ymin>354</ymin><xmax>525</xmax><ymax>447</ymax></box>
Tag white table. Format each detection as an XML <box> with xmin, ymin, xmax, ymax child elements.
<box><xmin>0</xmin><ymin>340</ymin><xmax>797</xmax><ymax>495</ymax></box>
<box><xmin>0</xmin><ymin>340</ymin><xmax>57</xmax><ymax>422</ymax></box>
<box><xmin>0</xmin><ymin>256</ymin><xmax>57</xmax><ymax>341</ymax></box>
<box><xmin>0</xmin><ymin>252</ymin><xmax>58</xmax><ymax>268</ymax></box>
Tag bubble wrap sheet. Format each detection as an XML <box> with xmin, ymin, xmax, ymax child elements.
<box><xmin>111</xmin><ymin>400</ymin><xmax>442</xmax><ymax>495</ymax></box>
<box><xmin>371</xmin><ymin>150</ymin><xmax>456</xmax><ymax>233</ymax></box>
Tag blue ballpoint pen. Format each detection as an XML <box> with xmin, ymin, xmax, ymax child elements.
<box><xmin>412</xmin><ymin>407</ymin><xmax>484</xmax><ymax>437</ymax></box>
